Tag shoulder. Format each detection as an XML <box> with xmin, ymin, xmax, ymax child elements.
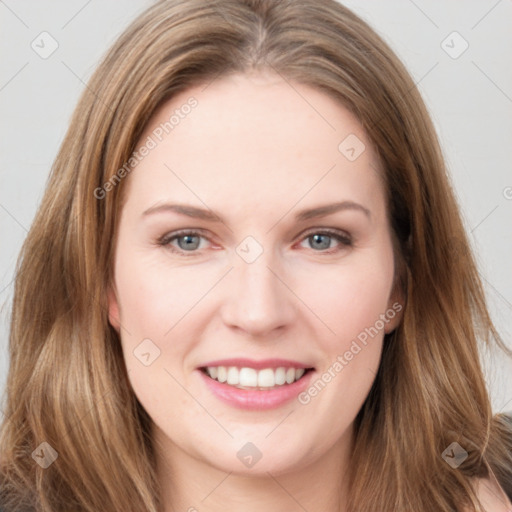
<box><xmin>463</xmin><ymin>476</ymin><xmax>512</xmax><ymax>512</ymax></box>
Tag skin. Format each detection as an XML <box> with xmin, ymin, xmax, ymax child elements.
<box><xmin>108</xmin><ymin>71</ymin><xmax>404</xmax><ymax>512</ymax></box>
<box><xmin>470</xmin><ymin>476</ymin><xmax>512</xmax><ymax>512</ymax></box>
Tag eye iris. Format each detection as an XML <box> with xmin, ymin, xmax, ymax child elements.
<box><xmin>310</xmin><ymin>234</ymin><xmax>331</xmax><ymax>250</ymax></box>
<box><xmin>177</xmin><ymin>234</ymin><xmax>200</xmax><ymax>250</ymax></box>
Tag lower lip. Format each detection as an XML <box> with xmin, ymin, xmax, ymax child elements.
<box><xmin>198</xmin><ymin>370</ymin><xmax>314</xmax><ymax>410</ymax></box>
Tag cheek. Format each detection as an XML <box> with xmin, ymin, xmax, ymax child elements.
<box><xmin>295</xmin><ymin>258</ymin><xmax>393</xmax><ymax>431</ymax></box>
<box><xmin>114</xmin><ymin>254</ymin><xmax>202</xmax><ymax>337</ymax></box>
<box><xmin>296</xmin><ymin>252</ymin><xmax>395</xmax><ymax>354</ymax></box>
<box><xmin>113</xmin><ymin>255</ymin><xmax>196</xmax><ymax>418</ymax></box>
<box><xmin>113</xmin><ymin>252</ymin><xmax>218</xmax><ymax>391</ymax></box>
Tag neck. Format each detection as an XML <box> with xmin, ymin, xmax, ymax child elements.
<box><xmin>155</xmin><ymin>425</ymin><xmax>353</xmax><ymax>512</ymax></box>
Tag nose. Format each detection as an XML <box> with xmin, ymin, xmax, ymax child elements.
<box><xmin>220</xmin><ymin>248</ymin><xmax>296</xmax><ymax>338</ymax></box>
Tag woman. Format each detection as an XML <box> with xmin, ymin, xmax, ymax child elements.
<box><xmin>0</xmin><ymin>1</ymin><xmax>511</xmax><ymax>511</ymax></box>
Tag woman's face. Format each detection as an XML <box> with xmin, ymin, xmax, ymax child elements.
<box><xmin>109</xmin><ymin>72</ymin><xmax>403</xmax><ymax>476</ymax></box>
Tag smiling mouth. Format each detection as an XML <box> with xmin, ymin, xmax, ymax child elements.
<box><xmin>200</xmin><ymin>366</ymin><xmax>315</xmax><ymax>390</ymax></box>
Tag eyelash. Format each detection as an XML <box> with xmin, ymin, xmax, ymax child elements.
<box><xmin>157</xmin><ymin>228</ymin><xmax>353</xmax><ymax>257</ymax></box>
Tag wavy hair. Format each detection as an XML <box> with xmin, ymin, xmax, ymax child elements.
<box><xmin>1</xmin><ymin>1</ymin><xmax>511</xmax><ymax>511</ymax></box>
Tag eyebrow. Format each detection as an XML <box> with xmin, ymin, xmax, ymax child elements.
<box><xmin>142</xmin><ymin>200</ymin><xmax>371</xmax><ymax>223</ymax></box>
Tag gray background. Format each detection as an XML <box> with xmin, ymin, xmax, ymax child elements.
<box><xmin>1</xmin><ymin>0</ymin><xmax>511</xmax><ymax>419</ymax></box>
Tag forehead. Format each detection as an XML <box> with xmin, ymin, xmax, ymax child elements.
<box><xmin>124</xmin><ymin>72</ymin><xmax>385</xmax><ymax>218</ymax></box>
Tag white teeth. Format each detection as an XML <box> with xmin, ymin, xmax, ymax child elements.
<box><xmin>258</xmin><ymin>368</ymin><xmax>275</xmax><ymax>388</ymax></box>
<box><xmin>204</xmin><ymin>366</ymin><xmax>309</xmax><ymax>388</ymax></box>
<box><xmin>217</xmin><ymin>366</ymin><xmax>227</xmax><ymax>383</ymax></box>
<box><xmin>227</xmin><ymin>366</ymin><xmax>238</xmax><ymax>385</ymax></box>
<box><xmin>275</xmin><ymin>367</ymin><xmax>286</xmax><ymax>385</ymax></box>
<box><xmin>239</xmin><ymin>367</ymin><xmax>258</xmax><ymax>387</ymax></box>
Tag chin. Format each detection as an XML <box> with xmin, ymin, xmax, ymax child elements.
<box><xmin>201</xmin><ymin>438</ymin><xmax>313</xmax><ymax>477</ymax></box>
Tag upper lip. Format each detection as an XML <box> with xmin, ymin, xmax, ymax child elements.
<box><xmin>199</xmin><ymin>358</ymin><xmax>314</xmax><ymax>370</ymax></box>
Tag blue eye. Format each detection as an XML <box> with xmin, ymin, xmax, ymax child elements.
<box><xmin>175</xmin><ymin>233</ymin><xmax>202</xmax><ymax>251</ymax></box>
<box><xmin>309</xmin><ymin>234</ymin><xmax>331</xmax><ymax>250</ymax></box>
<box><xmin>300</xmin><ymin>230</ymin><xmax>353</xmax><ymax>252</ymax></box>
<box><xmin>159</xmin><ymin>230</ymin><xmax>208</xmax><ymax>254</ymax></box>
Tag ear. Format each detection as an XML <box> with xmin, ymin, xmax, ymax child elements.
<box><xmin>384</xmin><ymin>278</ymin><xmax>405</xmax><ymax>334</ymax></box>
<box><xmin>107</xmin><ymin>285</ymin><xmax>121</xmax><ymax>333</ymax></box>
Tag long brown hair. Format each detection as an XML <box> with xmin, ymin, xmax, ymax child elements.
<box><xmin>1</xmin><ymin>1</ymin><xmax>510</xmax><ymax>511</ymax></box>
